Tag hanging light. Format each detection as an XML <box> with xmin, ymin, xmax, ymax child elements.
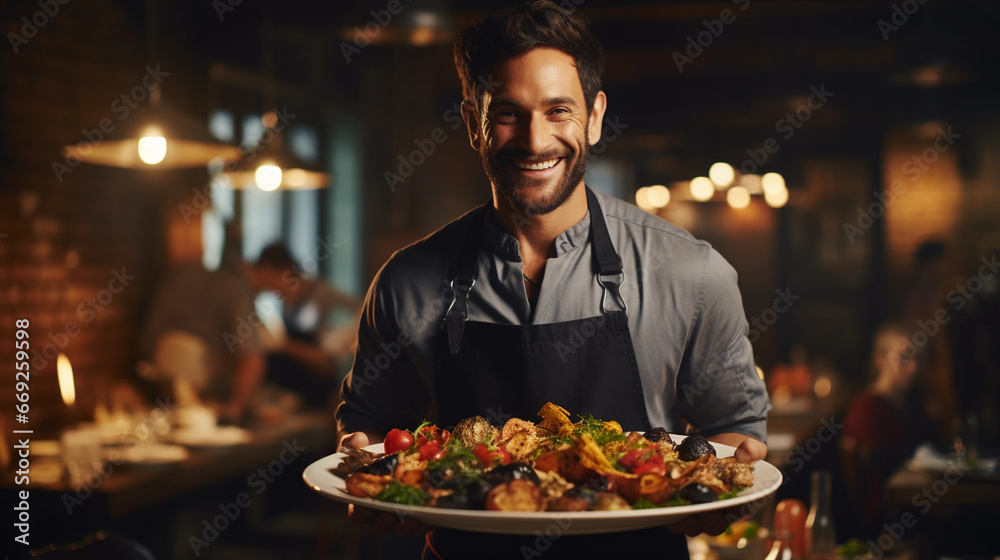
<box><xmin>62</xmin><ymin>0</ymin><xmax>240</xmax><ymax>169</ymax></box>
<box><xmin>225</xmin><ymin>113</ymin><xmax>328</xmax><ymax>191</ymax></box>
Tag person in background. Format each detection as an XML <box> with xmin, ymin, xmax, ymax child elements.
<box><xmin>840</xmin><ymin>322</ymin><xmax>940</xmax><ymax>539</ymax></box>
<box><xmin>139</xmin><ymin>205</ymin><xmax>269</xmax><ymax>423</ymax></box>
<box><xmin>252</xmin><ymin>242</ymin><xmax>360</xmax><ymax>409</ymax></box>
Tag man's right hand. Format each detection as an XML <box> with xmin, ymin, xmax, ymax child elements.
<box><xmin>338</xmin><ymin>431</ymin><xmax>432</xmax><ymax>537</ymax></box>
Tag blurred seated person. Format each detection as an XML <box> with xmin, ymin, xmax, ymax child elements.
<box><xmin>253</xmin><ymin>242</ymin><xmax>360</xmax><ymax>409</ymax></box>
<box><xmin>840</xmin><ymin>322</ymin><xmax>942</xmax><ymax>538</ymax></box>
<box><xmin>138</xmin><ymin>207</ymin><xmax>268</xmax><ymax>423</ymax></box>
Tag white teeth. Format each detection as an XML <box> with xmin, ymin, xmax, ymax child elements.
<box><xmin>514</xmin><ymin>158</ymin><xmax>559</xmax><ymax>171</ymax></box>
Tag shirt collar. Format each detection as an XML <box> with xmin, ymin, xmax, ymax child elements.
<box><xmin>482</xmin><ymin>206</ymin><xmax>592</xmax><ymax>261</ymax></box>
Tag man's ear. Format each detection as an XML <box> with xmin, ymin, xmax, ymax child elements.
<box><xmin>587</xmin><ymin>91</ymin><xmax>608</xmax><ymax>146</ymax></box>
<box><xmin>461</xmin><ymin>100</ymin><xmax>481</xmax><ymax>151</ymax></box>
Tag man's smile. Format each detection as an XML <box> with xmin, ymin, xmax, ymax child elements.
<box><xmin>511</xmin><ymin>157</ymin><xmax>562</xmax><ymax>171</ymax></box>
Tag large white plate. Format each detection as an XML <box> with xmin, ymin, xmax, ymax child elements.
<box><xmin>302</xmin><ymin>435</ymin><xmax>782</xmax><ymax>535</ymax></box>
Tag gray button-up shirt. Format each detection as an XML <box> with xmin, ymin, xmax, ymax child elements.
<box><xmin>338</xmin><ymin>190</ymin><xmax>770</xmax><ymax>441</ymax></box>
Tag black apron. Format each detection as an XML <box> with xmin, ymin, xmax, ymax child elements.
<box><xmin>426</xmin><ymin>188</ymin><xmax>689</xmax><ymax>560</ymax></box>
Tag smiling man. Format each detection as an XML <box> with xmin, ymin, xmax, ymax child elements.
<box><xmin>337</xmin><ymin>2</ymin><xmax>769</xmax><ymax>558</ymax></box>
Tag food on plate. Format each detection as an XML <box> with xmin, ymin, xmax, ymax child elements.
<box><xmin>338</xmin><ymin>403</ymin><xmax>755</xmax><ymax>512</ymax></box>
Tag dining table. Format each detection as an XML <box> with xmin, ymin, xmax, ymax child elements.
<box><xmin>3</xmin><ymin>410</ymin><xmax>339</xmax><ymax>559</ymax></box>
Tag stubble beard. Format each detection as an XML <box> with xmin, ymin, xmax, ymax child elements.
<box><xmin>481</xmin><ymin>132</ymin><xmax>590</xmax><ymax>217</ymax></box>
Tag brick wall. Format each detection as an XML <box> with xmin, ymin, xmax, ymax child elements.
<box><xmin>1</xmin><ymin>0</ymin><xmax>204</xmax><ymax>431</ymax></box>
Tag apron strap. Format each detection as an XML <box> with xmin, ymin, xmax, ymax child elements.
<box><xmin>445</xmin><ymin>205</ymin><xmax>488</xmax><ymax>354</ymax></box>
<box><xmin>585</xmin><ymin>188</ymin><xmax>627</xmax><ymax>315</ymax></box>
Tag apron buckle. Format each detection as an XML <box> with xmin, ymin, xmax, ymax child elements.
<box><xmin>445</xmin><ymin>278</ymin><xmax>475</xmax><ymax>354</ymax></box>
<box><xmin>598</xmin><ymin>272</ymin><xmax>627</xmax><ymax>315</ymax></box>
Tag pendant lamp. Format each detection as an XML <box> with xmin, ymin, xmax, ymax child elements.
<box><xmin>62</xmin><ymin>0</ymin><xmax>240</xmax><ymax>170</ymax></box>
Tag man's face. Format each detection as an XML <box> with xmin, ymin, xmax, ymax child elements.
<box><xmin>468</xmin><ymin>47</ymin><xmax>605</xmax><ymax>216</ymax></box>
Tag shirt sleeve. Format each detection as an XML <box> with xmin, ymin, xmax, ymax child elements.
<box><xmin>336</xmin><ymin>260</ymin><xmax>434</xmax><ymax>436</ymax></box>
<box><xmin>674</xmin><ymin>248</ymin><xmax>771</xmax><ymax>442</ymax></box>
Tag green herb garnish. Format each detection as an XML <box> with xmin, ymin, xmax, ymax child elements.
<box><xmin>376</xmin><ymin>481</ymin><xmax>428</xmax><ymax>506</ymax></box>
<box><xmin>719</xmin><ymin>486</ymin><xmax>746</xmax><ymax>500</ymax></box>
<box><xmin>632</xmin><ymin>498</ymin><xmax>662</xmax><ymax>509</ymax></box>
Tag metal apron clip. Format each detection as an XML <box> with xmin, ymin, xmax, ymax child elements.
<box><xmin>445</xmin><ymin>278</ymin><xmax>475</xmax><ymax>354</ymax></box>
<box><xmin>598</xmin><ymin>272</ymin><xmax>627</xmax><ymax>315</ymax></box>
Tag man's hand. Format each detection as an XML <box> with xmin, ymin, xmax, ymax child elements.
<box><xmin>665</xmin><ymin>434</ymin><xmax>767</xmax><ymax>537</ymax></box>
<box><xmin>339</xmin><ymin>431</ymin><xmax>432</xmax><ymax>537</ymax></box>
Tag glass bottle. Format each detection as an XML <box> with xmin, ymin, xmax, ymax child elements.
<box><xmin>805</xmin><ymin>470</ymin><xmax>836</xmax><ymax>559</ymax></box>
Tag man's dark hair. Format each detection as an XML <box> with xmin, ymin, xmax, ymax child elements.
<box><xmin>256</xmin><ymin>241</ymin><xmax>298</xmax><ymax>270</ymax></box>
<box><xmin>454</xmin><ymin>0</ymin><xmax>605</xmax><ymax>115</ymax></box>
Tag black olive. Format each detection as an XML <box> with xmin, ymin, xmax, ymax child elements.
<box><xmin>679</xmin><ymin>483</ymin><xmax>718</xmax><ymax>504</ymax></box>
<box><xmin>357</xmin><ymin>453</ymin><xmax>399</xmax><ymax>476</ymax></box>
<box><xmin>645</xmin><ymin>427</ymin><xmax>670</xmax><ymax>443</ymax></box>
<box><xmin>440</xmin><ymin>474</ymin><xmax>491</xmax><ymax>509</ymax></box>
<box><xmin>485</xmin><ymin>462</ymin><xmax>539</xmax><ymax>485</ymax></box>
<box><xmin>676</xmin><ymin>434</ymin><xmax>716</xmax><ymax>462</ymax></box>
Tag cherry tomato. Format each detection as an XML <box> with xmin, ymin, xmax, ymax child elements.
<box><xmin>384</xmin><ymin>428</ymin><xmax>414</xmax><ymax>455</ymax></box>
<box><xmin>473</xmin><ymin>444</ymin><xmax>512</xmax><ymax>466</ymax></box>
<box><xmin>415</xmin><ymin>425</ymin><xmax>451</xmax><ymax>447</ymax></box>
<box><xmin>633</xmin><ymin>454</ymin><xmax>666</xmax><ymax>476</ymax></box>
<box><xmin>419</xmin><ymin>440</ymin><xmax>443</xmax><ymax>461</ymax></box>
<box><xmin>621</xmin><ymin>449</ymin><xmax>644</xmax><ymax>470</ymax></box>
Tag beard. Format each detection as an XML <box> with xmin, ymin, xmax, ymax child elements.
<box><xmin>481</xmin><ymin>133</ymin><xmax>590</xmax><ymax>217</ymax></box>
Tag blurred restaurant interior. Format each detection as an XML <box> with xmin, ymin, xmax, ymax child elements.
<box><xmin>2</xmin><ymin>0</ymin><xmax>1000</xmax><ymax>558</ymax></box>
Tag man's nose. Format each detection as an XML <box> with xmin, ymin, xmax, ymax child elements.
<box><xmin>518</xmin><ymin>114</ymin><xmax>552</xmax><ymax>155</ymax></box>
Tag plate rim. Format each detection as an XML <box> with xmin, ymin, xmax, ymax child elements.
<box><xmin>302</xmin><ymin>435</ymin><xmax>782</xmax><ymax>535</ymax></box>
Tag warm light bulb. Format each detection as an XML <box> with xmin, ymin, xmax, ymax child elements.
<box><xmin>137</xmin><ymin>136</ymin><xmax>167</xmax><ymax>164</ymax></box>
<box><xmin>726</xmin><ymin>185</ymin><xmax>751</xmax><ymax>209</ymax></box>
<box><xmin>709</xmin><ymin>162</ymin><xmax>735</xmax><ymax>188</ymax></box>
<box><xmin>646</xmin><ymin>185</ymin><xmax>670</xmax><ymax>208</ymax></box>
<box><xmin>762</xmin><ymin>172</ymin><xmax>786</xmax><ymax>194</ymax></box>
<box><xmin>765</xmin><ymin>186</ymin><xmax>789</xmax><ymax>208</ymax></box>
<box><xmin>57</xmin><ymin>352</ymin><xmax>76</xmax><ymax>407</ymax></box>
<box><xmin>255</xmin><ymin>165</ymin><xmax>282</xmax><ymax>191</ymax></box>
<box><xmin>690</xmin><ymin>177</ymin><xmax>715</xmax><ymax>201</ymax></box>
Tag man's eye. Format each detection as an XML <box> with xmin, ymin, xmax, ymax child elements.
<box><xmin>492</xmin><ymin>111</ymin><xmax>518</xmax><ymax>123</ymax></box>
